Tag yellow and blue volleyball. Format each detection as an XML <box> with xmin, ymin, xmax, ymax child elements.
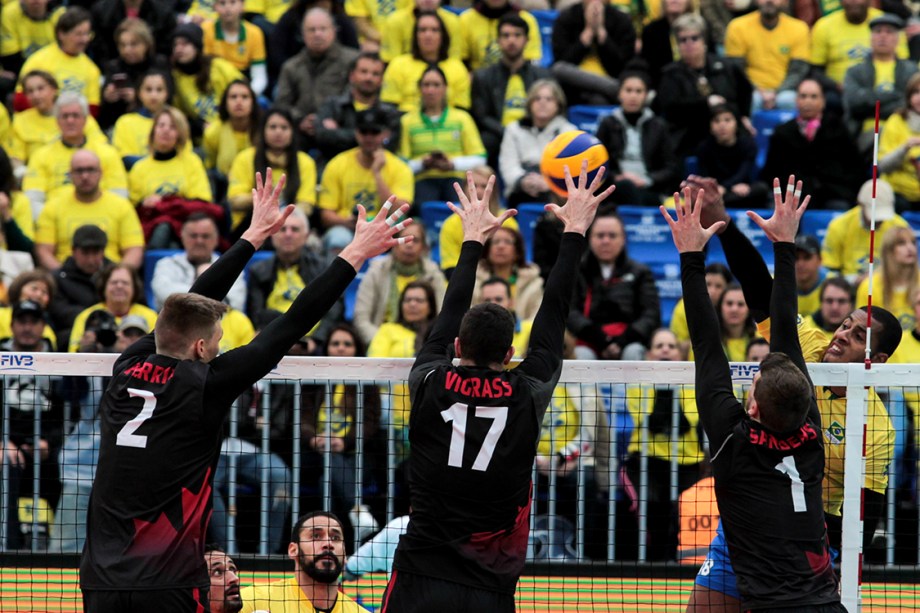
<box><xmin>540</xmin><ymin>130</ymin><xmax>609</xmax><ymax>198</ymax></box>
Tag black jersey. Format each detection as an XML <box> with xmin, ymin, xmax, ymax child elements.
<box><xmin>393</xmin><ymin>234</ymin><xmax>586</xmax><ymax>595</ymax></box>
<box><xmin>80</xmin><ymin>240</ymin><xmax>356</xmax><ymax>591</ymax></box>
<box><xmin>683</xmin><ymin>243</ymin><xmax>840</xmax><ymax>610</ymax></box>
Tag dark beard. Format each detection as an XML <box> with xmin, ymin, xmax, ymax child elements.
<box><xmin>301</xmin><ymin>551</ymin><xmax>343</xmax><ymax>584</ymax></box>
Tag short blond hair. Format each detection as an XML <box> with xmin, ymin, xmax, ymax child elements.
<box><xmin>149</xmin><ymin>106</ymin><xmax>191</xmax><ymax>152</ymax></box>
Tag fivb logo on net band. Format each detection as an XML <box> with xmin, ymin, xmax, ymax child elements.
<box><xmin>730</xmin><ymin>362</ymin><xmax>760</xmax><ymax>382</ymax></box>
<box><xmin>0</xmin><ymin>353</ymin><xmax>35</xmax><ymax>372</ymax></box>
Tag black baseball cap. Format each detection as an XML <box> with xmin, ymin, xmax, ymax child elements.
<box><xmin>355</xmin><ymin>108</ymin><xmax>389</xmax><ymax>133</ymax></box>
<box><xmin>869</xmin><ymin>13</ymin><xmax>904</xmax><ymax>29</ymax></box>
<box><xmin>12</xmin><ymin>300</ymin><xmax>43</xmax><ymax>320</ymax></box>
<box><xmin>794</xmin><ymin>235</ymin><xmax>821</xmax><ymax>256</ymax></box>
<box><xmin>72</xmin><ymin>224</ymin><xmax>107</xmax><ymax>250</ymax></box>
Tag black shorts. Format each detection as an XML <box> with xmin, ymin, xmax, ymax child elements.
<box><xmin>82</xmin><ymin>586</ymin><xmax>209</xmax><ymax>613</ymax></box>
<box><xmin>381</xmin><ymin>570</ymin><xmax>515</xmax><ymax>613</ymax></box>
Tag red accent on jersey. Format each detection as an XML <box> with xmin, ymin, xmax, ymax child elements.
<box><xmin>127</xmin><ymin>468</ymin><xmax>213</xmax><ymax>557</ymax></box>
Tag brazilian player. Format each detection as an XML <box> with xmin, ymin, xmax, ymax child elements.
<box><xmin>380</xmin><ymin>163</ymin><xmax>613</xmax><ymax>612</ymax></box>
<box><xmin>664</xmin><ymin>182</ymin><xmax>844</xmax><ymax>610</ymax></box>
<box><xmin>79</xmin><ymin>169</ymin><xmax>413</xmax><ymax>612</ymax></box>
<box><xmin>684</xmin><ymin>175</ymin><xmax>902</xmax><ymax>610</ymax></box>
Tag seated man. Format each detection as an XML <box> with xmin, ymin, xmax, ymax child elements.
<box><xmin>34</xmin><ymin>150</ymin><xmax>144</xmax><ymax>272</ymax></box>
<box><xmin>239</xmin><ymin>512</ymin><xmax>367</xmax><ymax>612</ymax></box>
<box><xmin>151</xmin><ymin>213</ymin><xmax>247</xmax><ymax>312</ymax></box>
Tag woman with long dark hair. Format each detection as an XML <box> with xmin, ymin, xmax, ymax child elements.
<box><xmin>227</xmin><ymin>108</ymin><xmax>317</xmax><ymax>235</ymax></box>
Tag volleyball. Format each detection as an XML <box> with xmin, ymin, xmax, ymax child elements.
<box><xmin>540</xmin><ymin>130</ymin><xmax>609</xmax><ymax>198</ymax></box>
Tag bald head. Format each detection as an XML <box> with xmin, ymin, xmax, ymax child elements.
<box><xmin>71</xmin><ymin>149</ymin><xmax>102</xmax><ymax>200</ymax></box>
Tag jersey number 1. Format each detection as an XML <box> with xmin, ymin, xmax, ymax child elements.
<box><xmin>774</xmin><ymin>455</ymin><xmax>807</xmax><ymax>512</ymax></box>
<box><xmin>441</xmin><ymin>403</ymin><xmax>508</xmax><ymax>471</ymax></box>
<box><xmin>116</xmin><ymin>388</ymin><xmax>157</xmax><ymax>448</ymax></box>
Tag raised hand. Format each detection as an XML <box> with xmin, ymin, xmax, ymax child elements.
<box><xmin>242</xmin><ymin>168</ymin><xmax>294</xmax><ymax>249</ymax></box>
<box><xmin>747</xmin><ymin>175</ymin><xmax>810</xmax><ymax>244</ymax></box>
<box><xmin>681</xmin><ymin>175</ymin><xmax>730</xmax><ymax>231</ymax></box>
<box><xmin>339</xmin><ymin>195</ymin><xmax>414</xmax><ymax>271</ymax></box>
<box><xmin>660</xmin><ymin>187</ymin><xmax>726</xmax><ymax>253</ymax></box>
<box><xmin>544</xmin><ymin>160</ymin><xmax>615</xmax><ymax>235</ymax></box>
<box><xmin>446</xmin><ymin>171</ymin><xmax>517</xmax><ymax>243</ymax></box>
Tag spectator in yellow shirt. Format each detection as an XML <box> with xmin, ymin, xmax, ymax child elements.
<box><xmin>856</xmin><ymin>225</ymin><xmax>920</xmax><ymax>331</ymax></box>
<box><xmin>111</xmin><ymin>69</ymin><xmax>173</xmax><ymax>168</ymax></box>
<box><xmin>878</xmin><ymin>72</ymin><xmax>920</xmax><ymax>209</ymax></box>
<box><xmin>204</xmin><ymin>79</ymin><xmax>260</xmax><ymax>199</ymax></box>
<box><xmin>18</xmin><ymin>6</ymin><xmax>100</xmax><ymax>111</ymax></box>
<box><xmin>380</xmin><ymin>0</ymin><xmax>462</xmax><ymax>62</ymax></box>
<box><xmin>801</xmin><ymin>277</ymin><xmax>855</xmax><ymax>344</ymax></box>
<box><xmin>345</xmin><ymin>0</ymin><xmax>412</xmax><ymax>52</ymax></box>
<box><xmin>0</xmin><ymin>0</ymin><xmax>62</xmax><ymax>67</ymax></box>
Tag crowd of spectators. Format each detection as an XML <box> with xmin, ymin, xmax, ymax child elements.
<box><xmin>0</xmin><ymin>0</ymin><xmax>919</xmax><ymax>560</ymax></box>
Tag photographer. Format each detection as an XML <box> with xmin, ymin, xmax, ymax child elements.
<box><xmin>66</xmin><ymin>263</ymin><xmax>157</xmax><ymax>353</ymax></box>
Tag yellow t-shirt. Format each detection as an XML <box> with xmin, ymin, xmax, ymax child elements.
<box><xmin>756</xmin><ymin>317</ymin><xmax>894</xmax><ymax>515</ymax></box>
<box><xmin>398</xmin><ymin>107</ymin><xmax>486</xmax><ymax>180</ymax></box>
<box><xmin>724</xmin><ymin>12</ymin><xmax>810</xmax><ymax>91</ymax></box>
<box><xmin>18</xmin><ymin>44</ymin><xmax>101</xmax><ymax>105</ymax></box>
<box><xmin>6</xmin><ymin>109</ymin><xmax>103</xmax><ymax>164</ymax></box>
<box><xmin>438</xmin><ymin>212</ymin><xmax>518</xmax><ymax>271</ymax></box>
<box><xmin>4</xmin><ymin>192</ymin><xmax>34</xmax><ymax>244</ymax></box>
<box><xmin>367</xmin><ymin>321</ymin><xmax>417</xmax><ymax>428</ymax></box>
<box><xmin>0</xmin><ymin>4</ymin><xmax>62</xmax><ymax>58</ymax></box>
<box><xmin>172</xmin><ymin>58</ymin><xmax>244</xmax><ymax>127</ymax></box>
<box><xmin>128</xmin><ymin>150</ymin><xmax>213</xmax><ymax>205</ymax></box>
<box><xmin>203</xmin><ymin>119</ymin><xmax>252</xmax><ymax>175</ymax></box>
<box><xmin>344</xmin><ymin>0</ymin><xmax>412</xmax><ymax>35</ymax></box>
<box><xmin>537</xmin><ymin>385</ymin><xmax>581</xmax><ymax>456</ymax></box>
<box><xmin>239</xmin><ymin>577</ymin><xmax>369</xmax><ymax>613</ymax></box>
<box><xmin>512</xmin><ymin>317</ymin><xmax>533</xmax><ymax>358</ymax></box>
<box><xmin>68</xmin><ymin>302</ymin><xmax>158</xmax><ymax>353</ymax></box>
<box><xmin>35</xmin><ymin>190</ymin><xmax>144</xmax><ymax>262</ymax></box>
<box><xmin>821</xmin><ymin>206</ymin><xmax>910</xmax><ymax>279</ymax></box>
<box><xmin>266</xmin><ymin>265</ymin><xmax>306</xmax><ymax>314</ymax></box>
<box><xmin>186</xmin><ymin>0</ymin><xmax>218</xmax><ymax>21</ymax></box>
<box><xmin>111</xmin><ymin>112</ymin><xmax>155</xmax><ymax>162</ymax></box>
<box><xmin>879</xmin><ymin>112</ymin><xmax>920</xmax><ymax>201</ymax></box>
<box><xmin>380</xmin><ymin>6</ymin><xmax>463</xmax><ymax>62</ymax></box>
<box><xmin>380</xmin><ymin>55</ymin><xmax>472</xmax><ymax>113</ymax></box>
<box><xmin>459</xmin><ymin>8</ymin><xmax>542</xmax><ymax>70</ymax></box>
<box><xmin>501</xmin><ymin>74</ymin><xmax>527</xmax><ymax>127</ymax></box>
<box><xmin>798</xmin><ymin>274</ymin><xmax>824</xmax><ymax>317</ymax></box>
<box><xmin>856</xmin><ymin>272</ymin><xmax>917</xmax><ymax>331</ymax></box>
<box><xmin>810</xmin><ymin>7</ymin><xmax>909</xmax><ymax>84</ymax></box>
<box><xmin>862</xmin><ymin>58</ymin><xmax>897</xmax><ymax>132</ymax></box>
<box><xmin>202</xmin><ymin>19</ymin><xmax>266</xmax><ymax>72</ymax></box>
<box><xmin>227</xmin><ymin>147</ymin><xmax>317</xmax><ymax>228</ymax></box>
<box><xmin>242</xmin><ymin>0</ymin><xmax>291</xmax><ymax>23</ymax></box>
<box><xmin>317</xmin><ymin>384</ymin><xmax>354</xmax><ymax>440</ymax></box>
<box><xmin>670</xmin><ymin>299</ymin><xmax>689</xmax><ymax>343</ymax></box>
<box><xmin>626</xmin><ymin>385</ymin><xmax>704</xmax><ymax>464</ymax></box>
<box><xmin>219</xmin><ymin>307</ymin><xmax>255</xmax><ymax>354</ymax></box>
<box><xmin>23</xmin><ymin>139</ymin><xmax>128</xmax><ymax>205</ymax></box>
<box><xmin>319</xmin><ymin>147</ymin><xmax>414</xmax><ymax>219</ymax></box>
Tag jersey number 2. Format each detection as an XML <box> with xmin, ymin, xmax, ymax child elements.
<box><xmin>441</xmin><ymin>403</ymin><xmax>508</xmax><ymax>471</ymax></box>
<box><xmin>116</xmin><ymin>388</ymin><xmax>157</xmax><ymax>448</ymax></box>
<box><xmin>774</xmin><ymin>455</ymin><xmax>807</xmax><ymax>512</ymax></box>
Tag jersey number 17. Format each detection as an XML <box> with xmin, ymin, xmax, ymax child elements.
<box><xmin>441</xmin><ymin>403</ymin><xmax>508</xmax><ymax>471</ymax></box>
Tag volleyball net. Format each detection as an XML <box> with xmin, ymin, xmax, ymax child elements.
<box><xmin>0</xmin><ymin>354</ymin><xmax>918</xmax><ymax>611</ymax></box>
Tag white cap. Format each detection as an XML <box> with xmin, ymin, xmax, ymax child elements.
<box><xmin>857</xmin><ymin>179</ymin><xmax>895</xmax><ymax>222</ymax></box>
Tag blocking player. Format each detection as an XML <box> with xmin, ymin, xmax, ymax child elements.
<box><xmin>78</xmin><ymin>169</ymin><xmax>413</xmax><ymax>612</ymax></box>
<box><xmin>664</xmin><ymin>181</ymin><xmax>844</xmax><ymax>610</ymax></box>
<box><xmin>380</xmin><ymin>163</ymin><xmax>613</xmax><ymax>611</ymax></box>
<box><xmin>684</xmin><ymin>175</ymin><xmax>902</xmax><ymax>611</ymax></box>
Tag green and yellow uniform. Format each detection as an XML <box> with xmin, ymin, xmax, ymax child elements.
<box><xmin>35</xmin><ymin>190</ymin><xmax>143</xmax><ymax>263</ymax></box>
<box><xmin>202</xmin><ymin>19</ymin><xmax>266</xmax><ymax>72</ymax></box>
<box><xmin>399</xmin><ymin>107</ymin><xmax>486</xmax><ymax>181</ymax></box>
<box><xmin>380</xmin><ymin>55</ymin><xmax>471</xmax><ymax>112</ymax></box>
<box><xmin>319</xmin><ymin>147</ymin><xmax>413</xmax><ymax>220</ymax></box>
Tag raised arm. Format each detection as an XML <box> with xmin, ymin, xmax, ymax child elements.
<box><xmin>748</xmin><ymin>177</ymin><xmax>813</xmax><ymax>385</ymax></box>
<box><xmin>206</xmin><ymin>200</ymin><xmax>413</xmax><ymax>407</ymax></box>
<box><xmin>413</xmin><ymin>173</ymin><xmax>517</xmax><ymax>369</ymax></box>
<box><xmin>661</xmin><ymin>189</ymin><xmax>740</xmax><ymax>450</ymax></box>
<box><xmin>684</xmin><ymin>174</ymin><xmax>774</xmax><ymax>322</ymax></box>
<box><xmin>518</xmin><ymin>162</ymin><xmax>615</xmax><ymax>381</ymax></box>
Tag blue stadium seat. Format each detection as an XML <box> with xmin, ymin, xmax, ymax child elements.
<box><xmin>516</xmin><ymin>202</ymin><xmax>545</xmax><ymax>261</ymax></box>
<box><xmin>752</xmin><ymin>109</ymin><xmax>797</xmax><ymax>176</ymax></box>
<box><xmin>420</xmin><ymin>201</ymin><xmax>453</xmax><ymax>264</ymax></box>
<box><xmin>531</xmin><ymin>9</ymin><xmax>558</xmax><ymax>67</ymax></box>
<box><xmin>799</xmin><ymin>210</ymin><xmax>843</xmax><ymax>245</ymax></box>
<box><xmin>344</xmin><ymin>255</ymin><xmax>380</xmax><ymax>322</ymax></box>
<box><xmin>903</xmin><ymin>211</ymin><xmax>920</xmax><ymax>235</ymax></box>
<box><xmin>706</xmin><ymin>208</ymin><xmax>775</xmax><ymax>269</ymax></box>
<box><xmin>567</xmin><ymin>105</ymin><xmax>618</xmax><ymax>134</ymax></box>
<box><xmin>646</xmin><ymin>260</ymin><xmax>682</xmax><ymax>328</ymax></box>
<box><xmin>142</xmin><ymin>249</ymin><xmax>181</xmax><ymax>307</ymax></box>
<box><xmin>616</xmin><ymin>205</ymin><xmax>680</xmax><ymax>265</ymax></box>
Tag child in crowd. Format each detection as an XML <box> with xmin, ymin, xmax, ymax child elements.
<box><xmin>202</xmin><ymin>0</ymin><xmax>268</xmax><ymax>96</ymax></box>
<box><xmin>111</xmin><ymin>70</ymin><xmax>174</xmax><ymax>169</ymax></box>
<box><xmin>696</xmin><ymin>104</ymin><xmax>766</xmax><ymax>208</ymax></box>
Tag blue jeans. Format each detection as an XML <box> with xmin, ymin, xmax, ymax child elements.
<box><xmin>212</xmin><ymin>441</ymin><xmax>291</xmax><ymax>554</ymax></box>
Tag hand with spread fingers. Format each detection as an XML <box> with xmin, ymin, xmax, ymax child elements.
<box><xmin>545</xmin><ymin>160</ymin><xmax>615</xmax><ymax>236</ymax></box>
<box><xmin>447</xmin><ymin>171</ymin><xmax>517</xmax><ymax>244</ymax></box>
<box><xmin>242</xmin><ymin>168</ymin><xmax>294</xmax><ymax>249</ymax></box>
<box><xmin>681</xmin><ymin>174</ymin><xmax>730</xmax><ymax>232</ymax></box>
<box><xmin>660</xmin><ymin>186</ymin><xmax>727</xmax><ymax>253</ymax></box>
<box><xmin>747</xmin><ymin>175</ymin><xmax>810</xmax><ymax>244</ymax></box>
<box><xmin>339</xmin><ymin>195</ymin><xmax>414</xmax><ymax>271</ymax></box>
